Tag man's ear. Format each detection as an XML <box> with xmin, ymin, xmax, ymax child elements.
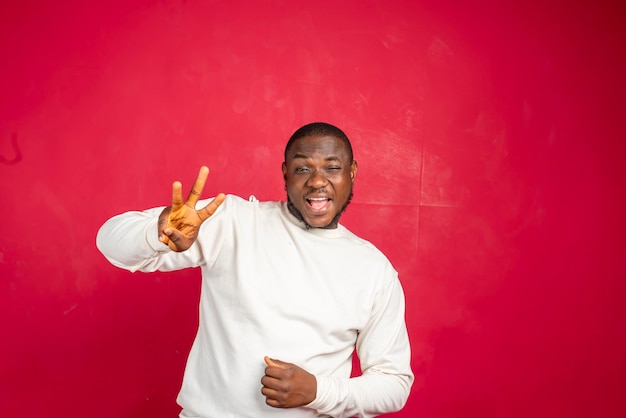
<box><xmin>351</xmin><ymin>160</ymin><xmax>358</xmax><ymax>182</ymax></box>
<box><xmin>282</xmin><ymin>162</ymin><xmax>287</xmax><ymax>180</ymax></box>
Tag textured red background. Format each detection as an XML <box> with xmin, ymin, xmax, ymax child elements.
<box><xmin>1</xmin><ymin>1</ymin><xmax>625</xmax><ymax>417</ymax></box>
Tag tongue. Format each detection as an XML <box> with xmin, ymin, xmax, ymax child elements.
<box><xmin>310</xmin><ymin>199</ymin><xmax>328</xmax><ymax>210</ymax></box>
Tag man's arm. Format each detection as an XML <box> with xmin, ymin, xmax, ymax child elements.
<box><xmin>96</xmin><ymin>166</ymin><xmax>225</xmax><ymax>272</ymax></box>
<box><xmin>259</xmin><ymin>266</ymin><xmax>413</xmax><ymax>417</ymax></box>
<box><xmin>308</xmin><ymin>270</ymin><xmax>413</xmax><ymax>417</ymax></box>
<box><xmin>96</xmin><ymin>207</ymin><xmax>191</xmax><ymax>272</ymax></box>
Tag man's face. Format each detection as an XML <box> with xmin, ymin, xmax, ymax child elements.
<box><xmin>282</xmin><ymin>135</ymin><xmax>357</xmax><ymax>229</ymax></box>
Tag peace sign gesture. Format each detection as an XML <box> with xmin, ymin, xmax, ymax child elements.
<box><xmin>158</xmin><ymin>166</ymin><xmax>225</xmax><ymax>252</ymax></box>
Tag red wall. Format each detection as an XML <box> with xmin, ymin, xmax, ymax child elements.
<box><xmin>1</xmin><ymin>1</ymin><xmax>625</xmax><ymax>417</ymax></box>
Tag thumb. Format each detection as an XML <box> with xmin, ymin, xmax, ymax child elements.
<box><xmin>264</xmin><ymin>356</ymin><xmax>287</xmax><ymax>369</ymax></box>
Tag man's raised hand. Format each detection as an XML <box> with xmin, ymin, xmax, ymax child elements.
<box><xmin>158</xmin><ymin>166</ymin><xmax>225</xmax><ymax>252</ymax></box>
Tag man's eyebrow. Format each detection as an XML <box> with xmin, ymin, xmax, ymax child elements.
<box><xmin>291</xmin><ymin>153</ymin><xmax>341</xmax><ymax>162</ymax></box>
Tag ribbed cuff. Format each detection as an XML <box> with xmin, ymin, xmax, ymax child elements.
<box><xmin>145</xmin><ymin>218</ymin><xmax>171</xmax><ymax>253</ymax></box>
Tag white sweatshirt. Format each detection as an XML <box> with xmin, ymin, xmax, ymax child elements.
<box><xmin>96</xmin><ymin>195</ymin><xmax>413</xmax><ymax>418</ymax></box>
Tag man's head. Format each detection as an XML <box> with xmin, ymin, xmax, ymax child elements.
<box><xmin>282</xmin><ymin>122</ymin><xmax>358</xmax><ymax>229</ymax></box>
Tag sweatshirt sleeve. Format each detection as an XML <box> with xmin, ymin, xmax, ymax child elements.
<box><xmin>307</xmin><ymin>265</ymin><xmax>414</xmax><ymax>417</ymax></box>
<box><xmin>95</xmin><ymin>206</ymin><xmax>204</xmax><ymax>273</ymax></box>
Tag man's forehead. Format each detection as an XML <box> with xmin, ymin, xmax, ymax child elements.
<box><xmin>287</xmin><ymin>135</ymin><xmax>349</xmax><ymax>158</ymax></box>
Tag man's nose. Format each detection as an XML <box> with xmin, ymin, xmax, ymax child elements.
<box><xmin>306</xmin><ymin>170</ymin><xmax>328</xmax><ymax>188</ymax></box>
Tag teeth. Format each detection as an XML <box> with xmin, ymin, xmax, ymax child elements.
<box><xmin>308</xmin><ymin>197</ymin><xmax>328</xmax><ymax>201</ymax></box>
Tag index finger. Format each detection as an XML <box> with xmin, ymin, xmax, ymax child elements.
<box><xmin>171</xmin><ymin>181</ymin><xmax>184</xmax><ymax>211</ymax></box>
<box><xmin>186</xmin><ymin>166</ymin><xmax>209</xmax><ymax>207</ymax></box>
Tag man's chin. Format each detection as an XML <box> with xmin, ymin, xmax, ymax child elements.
<box><xmin>286</xmin><ymin>201</ymin><xmax>325</xmax><ymax>229</ymax></box>
<box><xmin>306</xmin><ymin>217</ymin><xmax>336</xmax><ymax>229</ymax></box>
<box><xmin>286</xmin><ymin>197</ymin><xmax>348</xmax><ymax>230</ymax></box>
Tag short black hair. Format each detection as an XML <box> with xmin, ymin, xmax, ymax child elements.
<box><xmin>284</xmin><ymin>122</ymin><xmax>353</xmax><ymax>161</ymax></box>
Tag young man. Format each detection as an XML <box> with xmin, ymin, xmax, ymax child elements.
<box><xmin>97</xmin><ymin>122</ymin><xmax>413</xmax><ymax>417</ymax></box>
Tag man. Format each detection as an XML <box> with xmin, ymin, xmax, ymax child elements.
<box><xmin>96</xmin><ymin>122</ymin><xmax>413</xmax><ymax>417</ymax></box>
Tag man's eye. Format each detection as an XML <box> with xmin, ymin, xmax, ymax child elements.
<box><xmin>295</xmin><ymin>167</ymin><xmax>309</xmax><ymax>173</ymax></box>
<box><xmin>327</xmin><ymin>166</ymin><xmax>341</xmax><ymax>171</ymax></box>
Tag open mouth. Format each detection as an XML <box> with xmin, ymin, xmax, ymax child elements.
<box><xmin>306</xmin><ymin>197</ymin><xmax>331</xmax><ymax>212</ymax></box>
